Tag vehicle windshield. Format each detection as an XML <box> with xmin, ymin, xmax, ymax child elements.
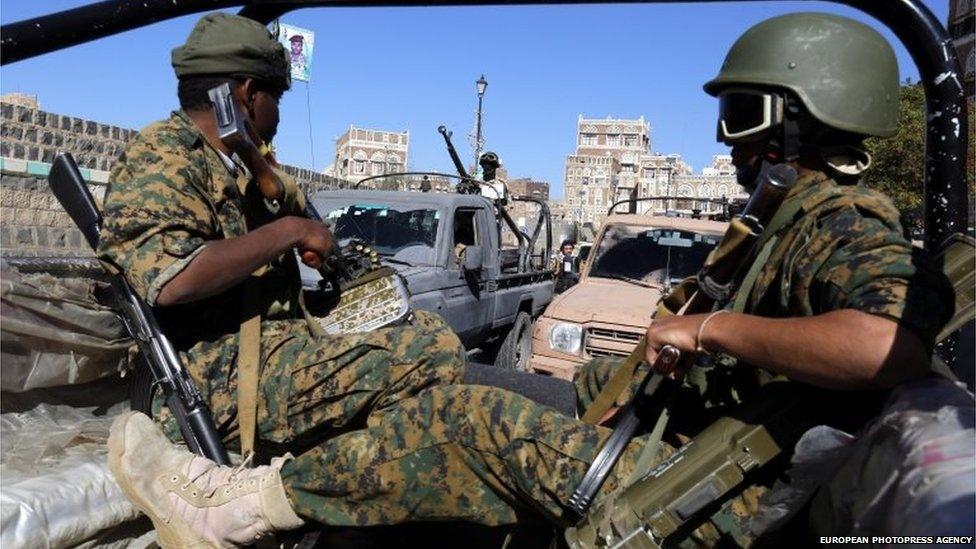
<box><xmin>322</xmin><ymin>203</ymin><xmax>440</xmax><ymax>265</ymax></box>
<box><xmin>588</xmin><ymin>224</ymin><xmax>719</xmax><ymax>286</ymax></box>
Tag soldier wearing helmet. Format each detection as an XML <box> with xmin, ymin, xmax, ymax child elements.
<box><xmin>479</xmin><ymin>150</ymin><xmax>508</xmax><ymax>201</ymax></box>
<box><xmin>108</xmin><ymin>13</ymin><xmax>952</xmax><ymax>548</ymax></box>
<box><xmin>643</xmin><ymin>12</ymin><xmax>949</xmax><ymax>391</ymax></box>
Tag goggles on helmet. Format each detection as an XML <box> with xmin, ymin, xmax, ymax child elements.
<box><xmin>716</xmin><ymin>89</ymin><xmax>785</xmax><ymax>143</ymax></box>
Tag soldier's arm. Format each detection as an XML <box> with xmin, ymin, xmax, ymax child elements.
<box><xmin>645</xmin><ymin>309</ymin><xmax>929</xmax><ymax>389</ymax></box>
<box><xmin>645</xmin><ymin>207</ymin><xmax>948</xmax><ymax>390</ymax></box>
<box><xmin>156</xmin><ymin>216</ymin><xmax>329</xmax><ymax>306</ymax></box>
<box><xmin>99</xmin><ymin>129</ymin><xmax>332</xmax><ymax>307</ymax></box>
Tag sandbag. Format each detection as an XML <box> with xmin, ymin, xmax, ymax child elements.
<box><xmin>756</xmin><ymin>378</ymin><xmax>975</xmax><ymax>541</ymax></box>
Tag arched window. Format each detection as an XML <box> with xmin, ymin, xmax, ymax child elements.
<box><xmin>353</xmin><ymin>151</ymin><xmax>367</xmax><ymax>174</ymax></box>
<box><xmin>677</xmin><ymin>184</ymin><xmax>694</xmax><ymax>197</ymax></box>
<box><xmin>387</xmin><ymin>154</ymin><xmax>400</xmax><ymax>173</ymax></box>
<box><xmin>699</xmin><ymin>185</ymin><xmax>711</xmax><ymax>198</ymax></box>
<box><xmin>717</xmin><ymin>184</ymin><xmax>730</xmax><ymax>197</ymax></box>
<box><xmin>370</xmin><ymin>152</ymin><xmax>386</xmax><ymax>176</ymax></box>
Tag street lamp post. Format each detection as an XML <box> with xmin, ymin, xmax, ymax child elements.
<box><xmin>474</xmin><ymin>74</ymin><xmax>487</xmax><ymax>178</ymax></box>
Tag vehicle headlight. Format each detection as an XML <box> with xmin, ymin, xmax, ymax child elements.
<box><xmin>549</xmin><ymin>322</ymin><xmax>583</xmax><ymax>355</ymax></box>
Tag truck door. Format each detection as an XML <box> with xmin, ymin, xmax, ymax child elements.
<box><xmin>442</xmin><ymin>206</ymin><xmax>494</xmax><ymax>348</ymax></box>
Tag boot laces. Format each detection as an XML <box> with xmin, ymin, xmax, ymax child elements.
<box><xmin>166</xmin><ymin>453</ymin><xmax>257</xmax><ymax>524</ymax></box>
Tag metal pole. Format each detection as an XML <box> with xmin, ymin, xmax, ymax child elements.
<box><xmin>475</xmin><ymin>94</ymin><xmax>484</xmax><ymax>179</ymax></box>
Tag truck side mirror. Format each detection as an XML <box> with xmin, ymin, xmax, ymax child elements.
<box><xmin>462</xmin><ymin>245</ymin><xmax>484</xmax><ymax>272</ymax></box>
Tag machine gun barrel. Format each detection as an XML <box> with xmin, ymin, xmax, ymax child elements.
<box><xmin>437</xmin><ymin>125</ymin><xmax>471</xmax><ymax>181</ymax></box>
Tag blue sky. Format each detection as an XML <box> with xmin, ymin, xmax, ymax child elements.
<box><xmin>1</xmin><ymin>1</ymin><xmax>950</xmax><ymax>199</ymax></box>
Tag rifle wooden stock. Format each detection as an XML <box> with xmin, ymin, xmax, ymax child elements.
<box><xmin>49</xmin><ymin>152</ymin><xmax>230</xmax><ymax>465</ymax></box>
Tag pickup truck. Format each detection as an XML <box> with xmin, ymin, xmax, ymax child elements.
<box><xmin>300</xmin><ymin>189</ymin><xmax>554</xmax><ymax>371</ymax></box>
<box><xmin>529</xmin><ymin>211</ymin><xmax>727</xmax><ymax>379</ymax></box>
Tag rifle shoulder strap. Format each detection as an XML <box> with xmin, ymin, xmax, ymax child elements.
<box><xmin>730</xmin><ymin>187</ymin><xmax>842</xmax><ymax>313</ymax></box>
<box><xmin>580</xmin><ymin>339</ymin><xmax>647</xmax><ymax>424</ymax></box>
<box><xmin>237</xmin><ymin>270</ymin><xmax>265</xmax><ymax>456</ymax></box>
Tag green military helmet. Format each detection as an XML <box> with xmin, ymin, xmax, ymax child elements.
<box><xmin>479</xmin><ymin>151</ymin><xmax>500</xmax><ymax>167</ymax></box>
<box><xmin>704</xmin><ymin>12</ymin><xmax>899</xmax><ymax>138</ymax></box>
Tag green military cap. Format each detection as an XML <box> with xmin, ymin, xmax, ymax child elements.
<box><xmin>172</xmin><ymin>12</ymin><xmax>290</xmax><ymax>90</ymax></box>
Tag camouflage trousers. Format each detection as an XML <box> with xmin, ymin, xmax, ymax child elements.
<box><xmin>157</xmin><ymin>310</ymin><xmax>465</xmax><ymax>448</ymax></box>
<box><xmin>281</xmin><ymin>383</ymin><xmax>649</xmax><ymax>527</ymax></box>
<box><xmin>277</xmin><ymin>358</ymin><xmax>766</xmax><ymax>546</ymax></box>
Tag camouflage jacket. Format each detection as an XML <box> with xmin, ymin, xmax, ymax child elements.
<box><xmin>97</xmin><ymin>110</ymin><xmax>305</xmax><ymax>372</ymax></box>
<box><xmin>741</xmin><ymin>170</ymin><xmax>950</xmax><ymax>349</ymax></box>
<box><xmin>682</xmin><ymin>170</ymin><xmax>952</xmax><ymax>416</ymax></box>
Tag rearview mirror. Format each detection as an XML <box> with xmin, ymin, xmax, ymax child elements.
<box><xmin>462</xmin><ymin>245</ymin><xmax>484</xmax><ymax>272</ymax></box>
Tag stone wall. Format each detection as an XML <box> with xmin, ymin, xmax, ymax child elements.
<box><xmin>0</xmin><ymin>166</ymin><xmax>97</xmax><ymax>257</ymax></box>
<box><xmin>1</xmin><ymin>101</ymin><xmax>134</xmax><ymax>172</ymax></box>
<box><xmin>0</xmin><ymin>101</ymin><xmax>350</xmax><ymax>258</ymax></box>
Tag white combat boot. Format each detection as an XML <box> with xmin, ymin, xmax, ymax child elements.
<box><xmin>107</xmin><ymin>411</ymin><xmax>304</xmax><ymax>548</ymax></box>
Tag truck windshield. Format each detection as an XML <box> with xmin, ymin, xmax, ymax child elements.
<box><xmin>323</xmin><ymin>204</ymin><xmax>440</xmax><ymax>262</ymax></box>
<box><xmin>589</xmin><ymin>224</ymin><xmax>719</xmax><ymax>286</ymax></box>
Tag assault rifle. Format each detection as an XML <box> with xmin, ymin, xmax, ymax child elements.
<box><xmin>565</xmin><ymin>164</ymin><xmax>798</xmax><ymax>543</ymax></box>
<box><xmin>48</xmin><ymin>152</ymin><xmax>231</xmax><ymax>466</ymax></box>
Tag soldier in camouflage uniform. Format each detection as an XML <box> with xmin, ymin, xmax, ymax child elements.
<box><xmin>108</xmin><ymin>12</ymin><xmax>950</xmax><ymax>548</ymax></box>
<box><xmin>98</xmin><ymin>12</ymin><xmax>463</xmax><ymax>470</ymax></box>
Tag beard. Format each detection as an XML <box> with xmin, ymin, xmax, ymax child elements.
<box><xmin>737</xmin><ymin>159</ymin><xmax>775</xmax><ymax>195</ymax></box>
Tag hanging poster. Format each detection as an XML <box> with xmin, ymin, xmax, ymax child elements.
<box><xmin>277</xmin><ymin>23</ymin><xmax>314</xmax><ymax>83</ymax></box>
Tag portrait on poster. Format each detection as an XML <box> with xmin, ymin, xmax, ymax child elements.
<box><xmin>277</xmin><ymin>24</ymin><xmax>314</xmax><ymax>83</ymax></box>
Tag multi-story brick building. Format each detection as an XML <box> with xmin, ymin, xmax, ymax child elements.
<box><xmin>701</xmin><ymin>154</ymin><xmax>735</xmax><ymax>177</ymax></box>
<box><xmin>505</xmin><ymin>177</ymin><xmax>550</xmax><ymax>241</ymax></box>
<box><xmin>330</xmin><ymin>125</ymin><xmax>409</xmax><ymax>184</ymax></box>
<box><xmin>562</xmin><ymin>116</ymin><xmax>746</xmax><ymax>225</ymax></box>
<box><xmin>637</xmin><ymin>153</ymin><xmax>694</xmax><ymax>198</ymax></box>
<box><xmin>563</xmin><ymin>116</ymin><xmax>650</xmax><ymax>225</ymax></box>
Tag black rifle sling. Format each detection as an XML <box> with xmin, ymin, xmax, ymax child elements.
<box><xmin>566</xmin><ymin>350</ymin><xmax>680</xmax><ymax>521</ymax></box>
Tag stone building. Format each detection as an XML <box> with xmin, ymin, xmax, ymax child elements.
<box><xmin>641</xmin><ymin>155</ymin><xmax>745</xmax><ymax>216</ymax></box>
<box><xmin>563</xmin><ymin>115</ymin><xmax>650</xmax><ymax>226</ymax></box>
<box><xmin>330</xmin><ymin>125</ymin><xmax>409</xmax><ymax>184</ymax></box>
<box><xmin>562</xmin><ymin>116</ymin><xmax>745</xmax><ymax>225</ymax></box>
<box><xmin>506</xmin><ymin>177</ymin><xmax>550</xmax><ymax>239</ymax></box>
<box><xmin>949</xmin><ymin>0</ymin><xmax>975</xmax><ymax>100</ymax></box>
<box><xmin>637</xmin><ymin>153</ymin><xmax>694</xmax><ymax>199</ymax></box>
<box><xmin>0</xmin><ymin>93</ymin><xmax>39</xmax><ymax>109</ymax></box>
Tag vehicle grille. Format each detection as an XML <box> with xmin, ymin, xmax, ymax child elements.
<box><xmin>584</xmin><ymin>327</ymin><xmax>642</xmax><ymax>358</ymax></box>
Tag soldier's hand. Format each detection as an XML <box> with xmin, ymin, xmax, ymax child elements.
<box><xmin>644</xmin><ymin>314</ymin><xmax>707</xmax><ymax>378</ymax></box>
<box><xmin>296</xmin><ymin>218</ymin><xmax>334</xmax><ymax>269</ymax></box>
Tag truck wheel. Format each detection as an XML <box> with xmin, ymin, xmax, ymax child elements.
<box><xmin>495</xmin><ymin>311</ymin><xmax>532</xmax><ymax>372</ymax></box>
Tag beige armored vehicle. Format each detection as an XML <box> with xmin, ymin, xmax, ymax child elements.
<box><xmin>530</xmin><ymin>210</ymin><xmax>727</xmax><ymax>379</ymax></box>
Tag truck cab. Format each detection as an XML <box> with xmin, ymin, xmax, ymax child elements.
<box><xmin>300</xmin><ymin>189</ymin><xmax>553</xmax><ymax>368</ymax></box>
<box><xmin>529</xmin><ymin>213</ymin><xmax>726</xmax><ymax>379</ymax></box>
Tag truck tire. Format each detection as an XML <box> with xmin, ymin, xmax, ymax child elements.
<box><xmin>494</xmin><ymin>311</ymin><xmax>532</xmax><ymax>372</ymax></box>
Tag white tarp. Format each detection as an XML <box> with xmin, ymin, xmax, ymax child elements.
<box><xmin>0</xmin><ymin>403</ymin><xmax>146</xmax><ymax>548</ymax></box>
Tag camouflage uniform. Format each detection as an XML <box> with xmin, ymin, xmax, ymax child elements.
<box><xmin>276</xmin><ymin>170</ymin><xmax>945</xmax><ymax>535</ymax></box>
<box><xmin>97</xmin><ymin>111</ymin><xmax>464</xmax><ymax>448</ymax></box>
<box><xmin>571</xmin><ymin>170</ymin><xmax>951</xmax><ymax>545</ymax></box>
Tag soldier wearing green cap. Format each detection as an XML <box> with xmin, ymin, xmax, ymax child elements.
<box><xmin>107</xmin><ymin>12</ymin><xmax>951</xmax><ymax>548</ymax></box>
<box><xmin>98</xmin><ymin>12</ymin><xmax>467</xmax><ymax>542</ymax></box>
